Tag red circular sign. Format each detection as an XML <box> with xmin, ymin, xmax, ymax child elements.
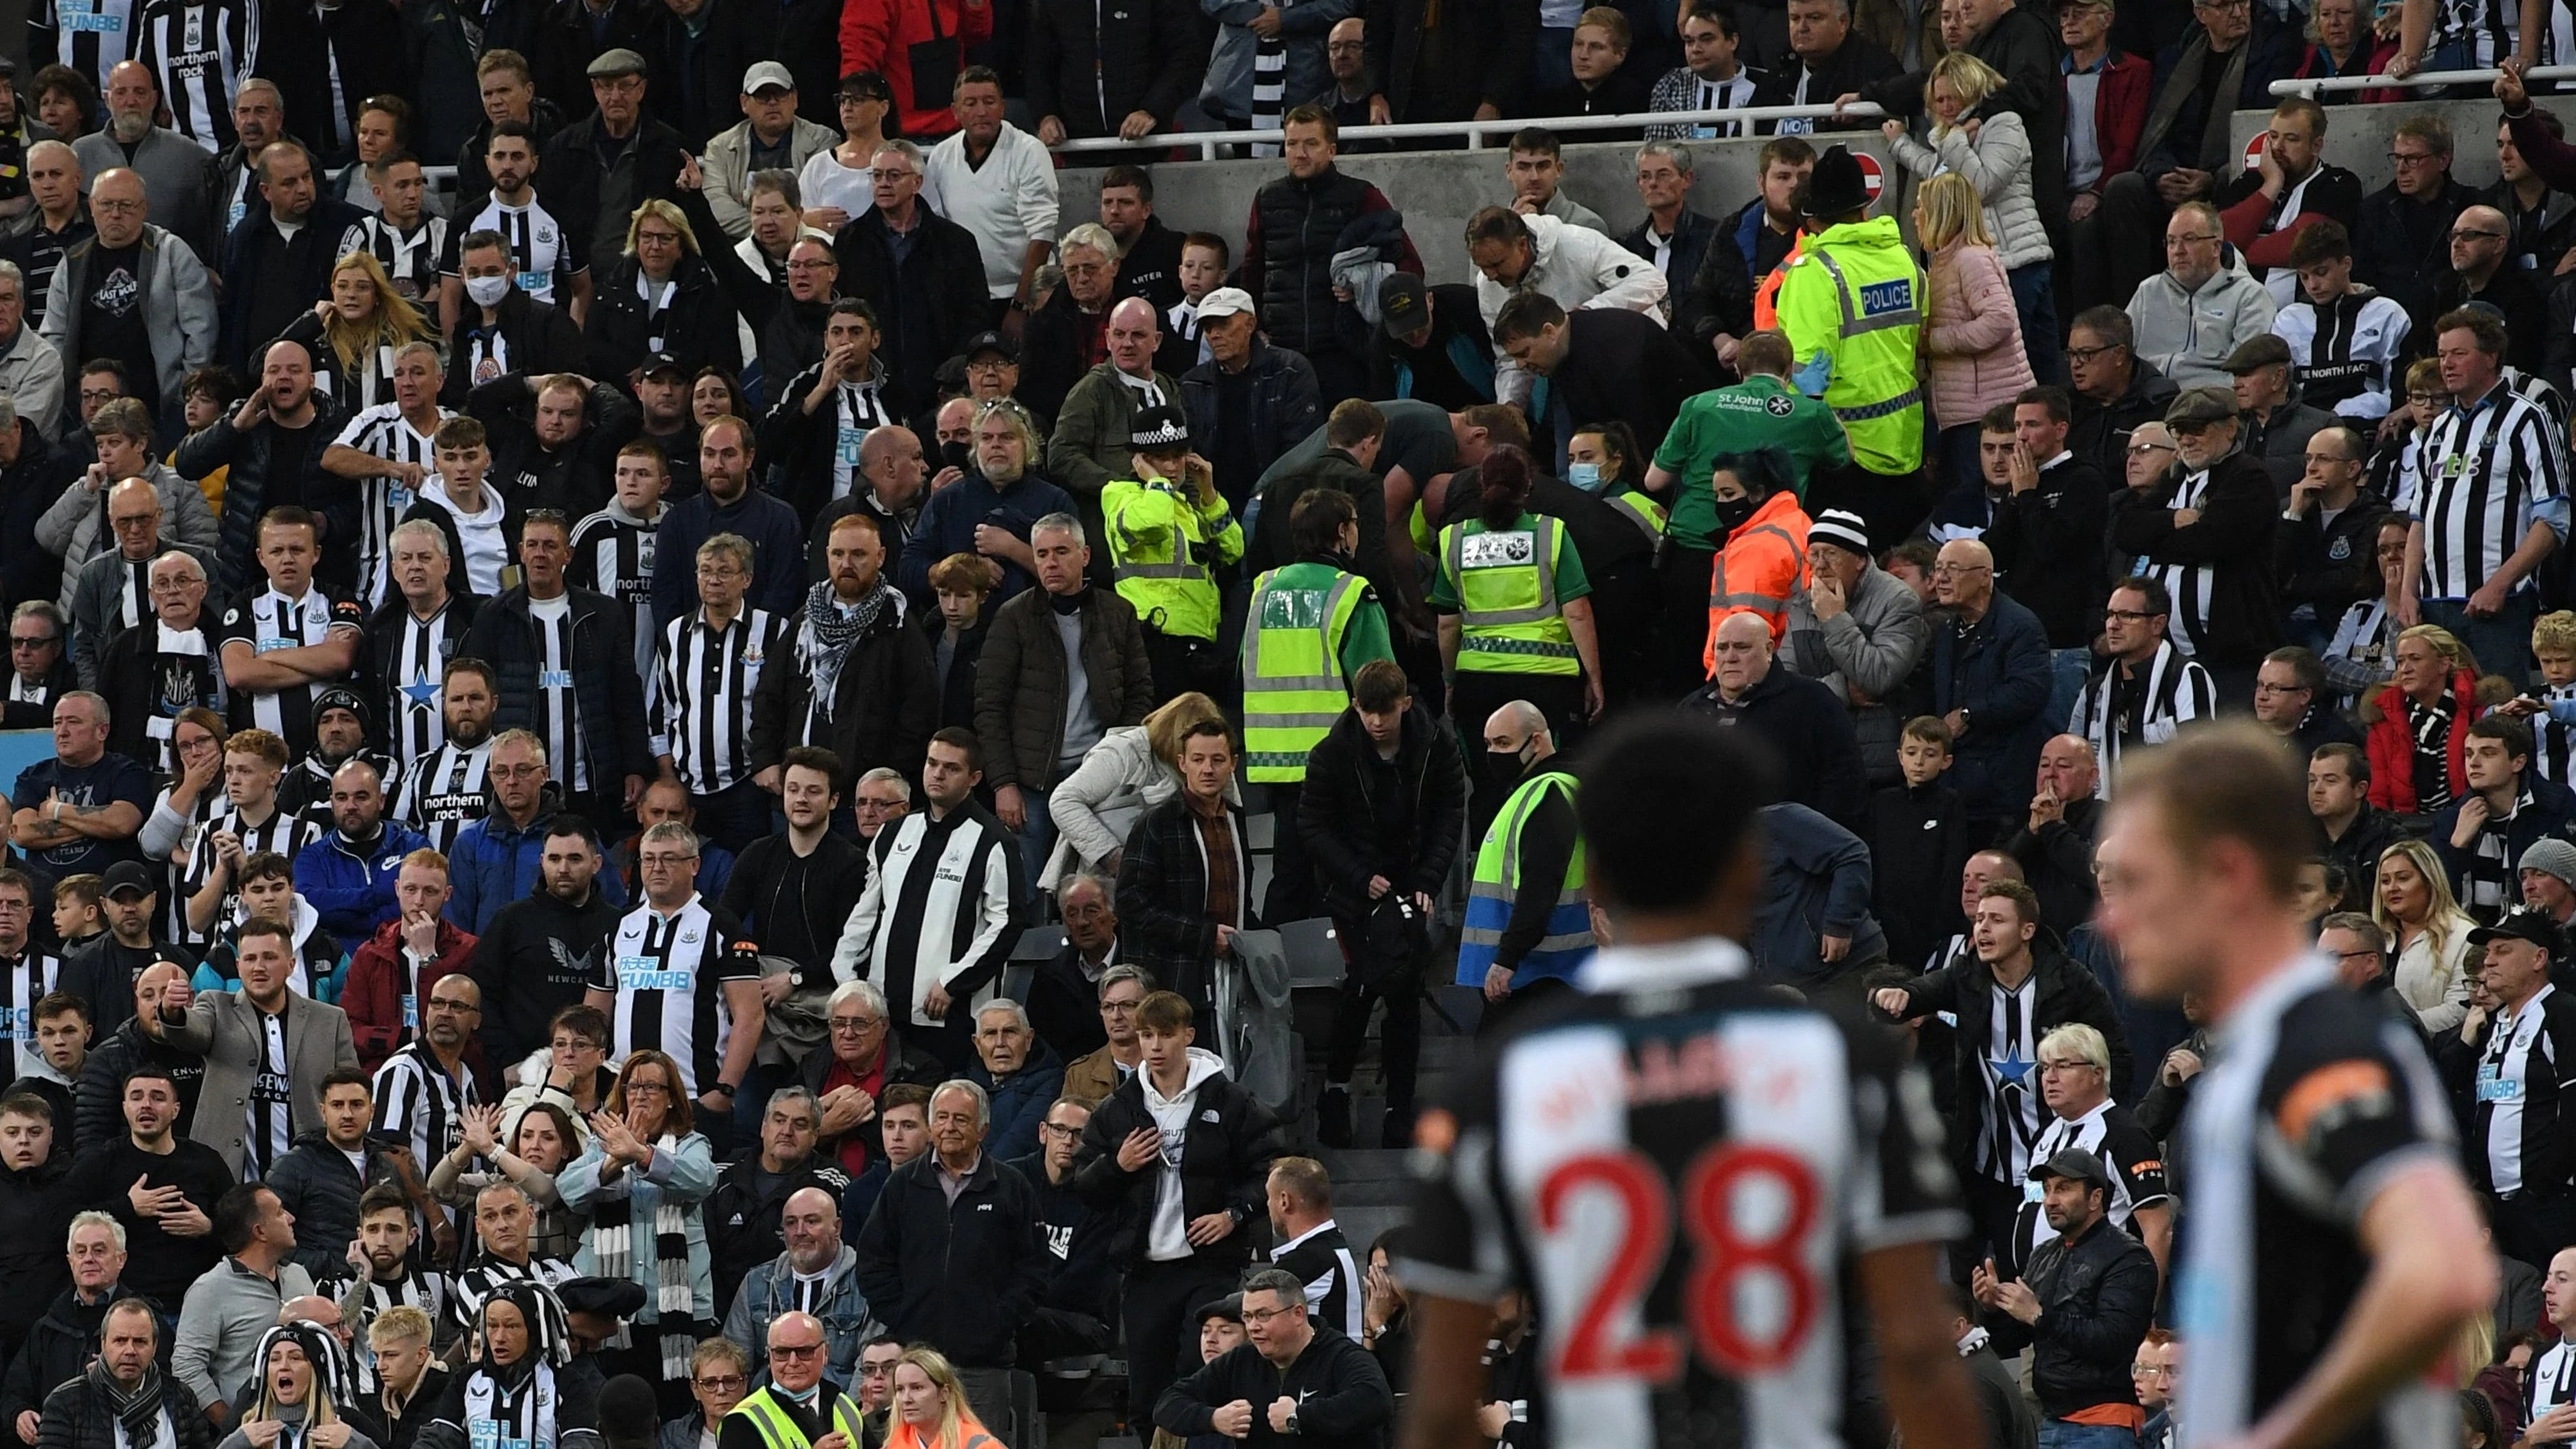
<box><xmin>1856</xmin><ymin>150</ymin><xmax>1885</xmax><ymax>201</ymax></box>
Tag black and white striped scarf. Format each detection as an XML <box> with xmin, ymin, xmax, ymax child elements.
<box><xmin>447</xmin><ymin>1280</ymin><xmax>571</xmax><ymax>1449</ymax></box>
<box><xmin>583</xmin><ymin>1138</ymin><xmax>697</xmax><ymax>1377</ymax></box>
<box><xmin>1250</xmin><ymin>23</ymin><xmax>1288</xmax><ymax>159</ymax></box>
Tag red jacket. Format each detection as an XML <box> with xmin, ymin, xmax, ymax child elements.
<box><xmin>2365</xmin><ymin>669</ymin><xmax>2486</xmax><ymax>814</ymax></box>
<box><xmin>839</xmin><ymin>0</ymin><xmax>996</xmax><ymax>140</ymax></box>
<box><xmin>342</xmin><ymin>916</ymin><xmax>480</xmax><ymax>1073</ymax></box>
<box><xmin>2067</xmin><ymin>50</ymin><xmax>2152</xmax><ymax>193</ymax></box>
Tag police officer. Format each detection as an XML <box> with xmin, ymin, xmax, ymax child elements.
<box><xmin>1774</xmin><ymin>145</ymin><xmax>1927</xmax><ymax>553</ymax></box>
<box><xmin>1456</xmin><ymin>700</ymin><xmax>1591</xmax><ymax>1025</ymax></box>
<box><xmin>1241</xmin><ymin>488</ymin><xmax>1398</xmax><ymax>924</ymax></box>
<box><xmin>1099</xmin><ymin>405</ymin><xmax>1245</xmax><ymax>704</ymax></box>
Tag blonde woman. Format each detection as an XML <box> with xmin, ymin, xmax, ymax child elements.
<box><xmin>278</xmin><ymin>251</ymin><xmax>431</xmax><ymax>413</ymax></box>
<box><xmin>585</xmin><ymin>198</ymin><xmax>743</xmax><ymax>385</ymax></box>
<box><xmin>1043</xmin><ymin>690</ymin><xmax>1237</xmax><ymax>887</ymax></box>
<box><xmin>884</xmin><ymin>1346</ymin><xmax>1001</xmax><ymax>1449</ymax></box>
<box><xmin>2374</xmin><ymin>837</ymin><xmax>2476</xmax><ymax>1034</ymax></box>
<box><xmin>1885</xmin><ymin>50</ymin><xmax>2057</xmax><ymax>383</ymax></box>
<box><xmin>1913</xmin><ymin>172</ymin><xmax>2033</xmax><ymax>496</ymax></box>
<box><xmin>219</xmin><ymin>1324</ymin><xmax>375</xmax><ymax>1449</ymax></box>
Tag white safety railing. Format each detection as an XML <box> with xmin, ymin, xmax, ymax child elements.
<box><xmin>1049</xmin><ymin>99</ymin><xmax>1887</xmax><ymax>160</ymax></box>
<box><xmin>2272</xmin><ymin>62</ymin><xmax>2576</xmax><ymax>95</ymax></box>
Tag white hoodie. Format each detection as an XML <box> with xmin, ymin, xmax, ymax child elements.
<box><xmin>1143</xmin><ymin>1047</ymin><xmax>1229</xmax><ymax>1262</ymax></box>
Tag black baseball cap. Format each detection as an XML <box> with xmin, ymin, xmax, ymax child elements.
<box><xmin>1380</xmin><ymin>273</ymin><xmax>1430</xmax><ymax>337</ymax></box>
<box><xmin>1195</xmin><ymin>1293</ymin><xmax>1245</xmax><ymax>1326</ymax></box>
<box><xmin>962</xmin><ymin>330</ymin><xmax>1016</xmax><ymax>363</ymax></box>
<box><xmin>2027</xmin><ymin>1147</ymin><xmax>2111</xmax><ymax>1191</ymax></box>
<box><xmin>102</xmin><ymin>862</ymin><xmax>155</xmax><ymax>900</ymax></box>
<box><xmin>640</xmin><ymin>351</ymin><xmax>688</xmax><ymax>380</ymax></box>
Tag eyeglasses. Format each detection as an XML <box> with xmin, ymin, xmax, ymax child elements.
<box><xmin>2254</xmin><ymin>679</ymin><xmax>2310</xmax><ymax>695</ymax></box>
<box><xmin>1930</xmin><ymin>563</ymin><xmax>1990</xmax><ymax>576</ymax></box>
<box><xmin>2127</xmin><ymin>441</ymin><xmax>2176</xmax><ymax>456</ymax></box>
<box><xmin>2389</xmin><ymin>150</ymin><xmax>2441</xmax><ymax>166</ymax></box>
<box><xmin>2166</xmin><ymin>234</ymin><xmax>2220</xmax><ymax>248</ymax></box>
<box><xmin>1101</xmin><ymin>998</ymin><xmax>1141</xmax><ymax>1014</ymax></box>
<box><xmin>695</xmin><ymin>1375</ymin><xmax>747</xmax><ymax>1391</ymax></box>
<box><xmin>770</xmin><ymin>1342</ymin><xmax>824</xmax><ymax>1360</ymax></box>
<box><xmin>785</xmin><ymin>259</ymin><xmax>835</xmax><ymax>271</ymax></box>
<box><xmin>1242</xmin><ymin>1306</ymin><xmax>1297</xmax><ymax>1326</ymax></box>
<box><xmin>10</xmin><ymin>635</ymin><xmax>55</xmax><ymax>649</ymax></box>
<box><xmin>854</xmin><ymin>796</ymin><xmax>904</xmax><ymax>812</ymax></box>
<box><xmin>829</xmin><ymin>1015</ymin><xmax>885</xmax><ymax>1034</ymax></box>
<box><xmin>624</xmin><ymin>1081</ymin><xmax>672</xmax><ymax>1098</ymax></box>
<box><xmin>2133</xmin><ymin>1363</ymin><xmax>2176</xmax><ymax>1378</ymax></box>
<box><xmin>2102</xmin><ymin>608</ymin><xmax>2162</xmax><ymax>623</ymax></box>
<box><xmin>1039</xmin><ymin>1122</ymin><xmax>1083</xmax><ymax>1138</ymax></box>
<box><xmin>2452</xmin><ymin>229</ymin><xmax>2506</xmax><ymax>242</ymax></box>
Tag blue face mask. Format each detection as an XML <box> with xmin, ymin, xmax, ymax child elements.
<box><xmin>1566</xmin><ymin>461</ymin><xmax>1604</xmax><ymax>493</ymax></box>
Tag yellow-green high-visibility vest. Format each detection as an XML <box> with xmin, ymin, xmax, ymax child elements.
<box><xmin>1444</xmin><ymin>514</ymin><xmax>1579</xmax><ymax>677</ymax></box>
<box><xmin>725</xmin><ymin>1386</ymin><xmax>867</xmax><ymax>1449</ymax></box>
<box><xmin>1606</xmin><ymin>486</ymin><xmax>1667</xmax><ymax>544</ymax></box>
<box><xmin>1241</xmin><ymin>565</ymin><xmax>1371</xmax><ymax>783</ymax></box>
<box><xmin>1455</xmin><ymin>769</ymin><xmax>1591</xmax><ymax>984</ymax></box>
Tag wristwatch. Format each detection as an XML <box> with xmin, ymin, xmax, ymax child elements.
<box><xmin>1283</xmin><ymin>1407</ymin><xmax>1300</xmax><ymax>1435</ymax></box>
<box><xmin>710</xmin><ymin>1082</ymin><xmax>738</xmax><ymax>1099</ymax></box>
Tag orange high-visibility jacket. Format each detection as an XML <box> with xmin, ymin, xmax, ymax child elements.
<box><xmin>1751</xmin><ymin>234</ymin><xmax>1806</xmax><ymax>332</ymax></box>
<box><xmin>1704</xmin><ymin>488</ymin><xmax>1813</xmax><ymax>673</ymax></box>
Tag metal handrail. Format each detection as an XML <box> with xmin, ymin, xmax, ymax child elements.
<box><xmin>1048</xmin><ymin>99</ymin><xmax>1888</xmax><ymax>160</ymax></box>
<box><xmin>2271</xmin><ymin>62</ymin><xmax>2576</xmax><ymax>95</ymax></box>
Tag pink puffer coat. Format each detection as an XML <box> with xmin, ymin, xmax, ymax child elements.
<box><xmin>1923</xmin><ymin>239</ymin><xmax>2035</xmax><ymax>428</ymax></box>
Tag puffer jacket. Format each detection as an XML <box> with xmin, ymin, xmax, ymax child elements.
<box><xmin>1782</xmin><ymin>562</ymin><xmax>1929</xmax><ymax>785</ymax></box>
<box><xmin>0</xmin><ymin>1283</ymin><xmax>162</xmax><ymax>1431</ymax></box>
<box><xmin>1069</xmin><ymin>1048</ymin><xmax>1282</xmax><ymax>1268</ymax></box>
<box><xmin>2363</xmin><ymin>668</ymin><xmax>2499</xmax><ymax>815</ymax></box>
<box><xmin>173</xmin><ymin>415</ymin><xmax>359</xmax><ymax>596</ymax></box>
<box><xmin>35</xmin><ymin>459</ymin><xmax>220</xmax><ymax>584</ymax></box>
<box><xmin>746</xmin><ymin>589</ymin><xmax>938</xmax><ymax>787</ymax></box>
<box><xmin>265</xmin><ymin>1132</ymin><xmax>407</xmax><ymax>1279</ymax></box>
<box><xmin>1889</xmin><ymin>109</ymin><xmax>2051</xmax><ymax>271</ymax></box>
<box><xmin>460</xmin><ymin>584</ymin><xmax>654</xmax><ymax>803</ymax></box>
<box><xmin>446</xmin><ymin>803</ymin><xmax>630</xmax><ymax>936</ymax></box>
<box><xmin>1923</xmin><ymin>241</ymin><xmax>2035</xmax><ymax>430</ymax></box>
<box><xmin>972</xmin><ymin>585</ymin><xmax>1158</xmax><ymax>792</ymax></box>
<box><xmin>1042</xmin><ymin>724</ymin><xmax>1187</xmax><ymax>885</ymax></box>
<box><xmin>969</xmin><ymin>1038</ymin><xmax>1066</xmax><ymax>1162</ymax></box>
<box><xmin>1295</xmin><ymin>705</ymin><xmax>1468</xmax><ymax>923</ymax></box>
<box><xmin>2125</xmin><ymin>263</ymin><xmax>2278</xmax><ymax>390</ymax></box>
<box><xmin>38</xmin><ymin>1365</ymin><xmax>217</xmax><ymax>1449</ymax></box>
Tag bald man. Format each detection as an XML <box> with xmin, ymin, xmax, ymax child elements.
<box><xmin>1686</xmin><ymin>611</ymin><xmax>1866</xmax><ymax>829</ymax></box>
<box><xmin>2444</xmin><ymin>204</ymin><xmax>2548</xmax><ymax>372</ymax></box>
<box><xmin>1459</xmin><ymin>701</ymin><xmax>1596</xmax><ymax>1003</ymax></box>
<box><xmin>807</xmin><ymin>424</ymin><xmax>931</xmax><ymax>583</ymax></box>
<box><xmin>1044</xmin><ymin>290</ymin><xmax>1183</xmax><ymax>562</ymax></box>
<box><xmin>1926</xmin><ymin>537</ymin><xmax>2055</xmax><ymax>837</ymax></box>
<box><xmin>2526</xmin><ymin>1248</ymin><xmax>2576</xmax><ymax>1439</ymax></box>
<box><xmin>2007</xmin><ymin>734</ymin><xmax>2106</xmax><ymax>933</ymax></box>
<box><xmin>720</xmin><ymin>1178</ymin><xmax>866</xmax><ymax>1381</ymax></box>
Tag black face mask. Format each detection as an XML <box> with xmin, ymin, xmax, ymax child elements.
<box><xmin>941</xmin><ymin>441</ymin><xmax>973</xmax><ymax>474</ymax></box>
<box><xmin>1713</xmin><ymin>494</ymin><xmax>1757</xmax><ymax>532</ymax></box>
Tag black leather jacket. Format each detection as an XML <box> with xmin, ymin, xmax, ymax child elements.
<box><xmin>2024</xmin><ymin>1215</ymin><xmax>2159</xmax><ymax>1419</ymax></box>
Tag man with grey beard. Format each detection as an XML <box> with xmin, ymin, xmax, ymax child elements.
<box><xmin>69</xmin><ymin>63</ymin><xmax>215</xmax><ymax>266</ymax></box>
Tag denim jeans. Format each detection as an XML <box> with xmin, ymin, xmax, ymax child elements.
<box><xmin>2040</xmin><ymin>1419</ymin><xmax>2140</xmax><ymax>1449</ymax></box>
<box><xmin>2424</xmin><ymin>594</ymin><xmax>2539</xmax><ymax>684</ymax></box>
<box><xmin>1016</xmin><ymin>784</ymin><xmax>1057</xmax><ymax>893</ymax></box>
<box><xmin>2011</xmin><ymin>262</ymin><xmax>2067</xmax><ymax>388</ymax></box>
<box><xmin>2049</xmin><ymin>646</ymin><xmax>2092</xmax><ymax>736</ymax></box>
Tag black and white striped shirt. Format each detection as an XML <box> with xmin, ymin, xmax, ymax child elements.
<box><xmin>1972</xmin><ymin>973</ymin><xmax>2046</xmax><ymax>1186</ymax></box>
<box><xmin>334</xmin><ymin>403</ymin><xmax>450</xmax><ymax>609</ymax></box>
<box><xmin>244</xmin><ymin>1002</ymin><xmax>294</xmax><ymax>1179</ymax></box>
<box><xmin>2533</xmin><ymin>684</ymin><xmax>2576</xmax><ymax>789</ymax></box>
<box><xmin>524</xmin><ymin>595</ymin><xmax>586</xmax><ymax>791</ymax></box>
<box><xmin>2469</xmin><ymin>982</ymin><xmax>2576</xmax><ymax>1195</ymax></box>
<box><xmin>570</xmin><ymin>504</ymin><xmax>663</xmax><ymax>687</ymax></box>
<box><xmin>2139</xmin><ymin>469</ymin><xmax>2227</xmax><ymax>658</ymax></box>
<box><xmin>150</xmin><ymin>781</ymin><xmax>222</xmax><ymax>942</ymax></box>
<box><xmin>2412</xmin><ymin>382</ymin><xmax>2567</xmax><ymax>601</ymax></box>
<box><xmin>395</xmin><ymin>738</ymin><xmax>492</xmax><ymax>856</ymax></box>
<box><xmin>2069</xmin><ymin>641</ymin><xmax>2216</xmax><ymax>798</ymax></box>
<box><xmin>2005</xmin><ymin>1099</ymin><xmax>2170</xmax><ymax>1273</ymax></box>
<box><xmin>132</xmin><ymin>0</ymin><xmax>257</xmax><ymax>152</ymax></box>
<box><xmin>587</xmin><ymin>894</ymin><xmax>761</xmax><ymax>1095</ymax></box>
<box><xmin>2270</xmin><ymin>289</ymin><xmax>2412</xmax><ymax>420</ymax></box>
<box><xmin>454</xmin><ymin>197</ymin><xmax>579</xmax><ymax>305</ymax></box>
<box><xmin>372</xmin><ymin>1039</ymin><xmax>477</xmax><ymax>1169</ymax></box>
<box><xmin>35</xmin><ymin>0</ymin><xmax>141</xmax><ymax>82</ymax></box>
<box><xmin>215</xmin><ymin>585</ymin><xmax>366</xmax><ymax>754</ymax></box>
<box><xmin>0</xmin><ymin>947</ymin><xmax>62</xmax><ymax>1086</ymax></box>
<box><xmin>340</xmin><ymin>215</ymin><xmax>450</xmax><ymax>315</ymax></box>
<box><xmin>1272</xmin><ymin>1219</ymin><xmax>1363</xmax><ymax>1341</ymax></box>
<box><xmin>827</xmin><ymin>382</ymin><xmax>899</xmax><ymax>502</ymax></box>
<box><xmin>178</xmin><ymin>805</ymin><xmax>321</xmax><ymax>945</ymax></box>
<box><xmin>380</xmin><ymin>601</ymin><xmax>466</xmax><ymax>769</ymax></box>
<box><xmin>2532</xmin><ymin>1340</ymin><xmax>2576</xmax><ymax>1429</ymax></box>
<box><xmin>651</xmin><ymin>607</ymin><xmax>781</xmax><ymax>795</ymax></box>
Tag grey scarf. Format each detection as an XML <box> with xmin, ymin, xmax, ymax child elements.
<box><xmin>802</xmin><ymin>581</ymin><xmax>893</xmax><ymax>724</ymax></box>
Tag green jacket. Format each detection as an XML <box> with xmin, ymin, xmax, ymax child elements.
<box><xmin>1650</xmin><ymin>375</ymin><xmax>1851</xmax><ymax>550</ymax></box>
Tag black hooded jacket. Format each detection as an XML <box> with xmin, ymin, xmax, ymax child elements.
<box><xmin>1296</xmin><ymin>706</ymin><xmax>1468</xmax><ymax>923</ymax></box>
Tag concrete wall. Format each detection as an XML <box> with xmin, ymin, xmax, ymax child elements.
<box><xmin>1046</xmin><ymin>93</ymin><xmax>2576</xmax><ymax>291</ymax></box>
<box><xmin>1058</xmin><ymin>129</ymin><xmax>1910</xmax><ymax>289</ymax></box>
<box><xmin>2227</xmin><ymin>93</ymin><xmax>2576</xmax><ymax>194</ymax></box>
